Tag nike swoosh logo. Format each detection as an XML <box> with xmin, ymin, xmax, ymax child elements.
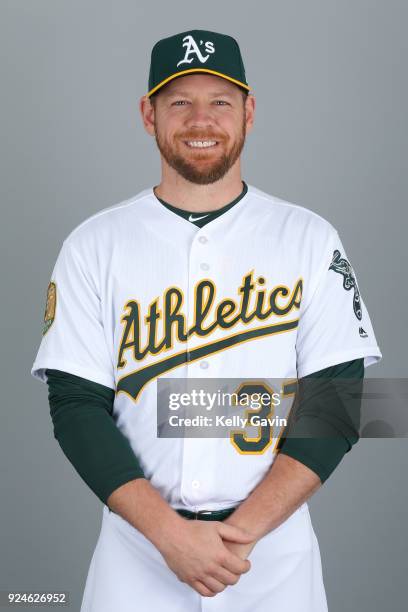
<box><xmin>188</xmin><ymin>213</ymin><xmax>210</xmax><ymax>222</ymax></box>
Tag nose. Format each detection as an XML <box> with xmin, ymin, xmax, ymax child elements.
<box><xmin>184</xmin><ymin>101</ymin><xmax>214</xmax><ymax>129</ymax></box>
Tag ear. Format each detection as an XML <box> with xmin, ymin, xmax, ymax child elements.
<box><xmin>244</xmin><ymin>93</ymin><xmax>256</xmax><ymax>135</ymax></box>
<box><xmin>140</xmin><ymin>95</ymin><xmax>156</xmax><ymax>136</ymax></box>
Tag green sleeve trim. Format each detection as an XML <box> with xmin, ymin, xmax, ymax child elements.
<box><xmin>46</xmin><ymin>369</ymin><xmax>145</xmax><ymax>505</ymax></box>
<box><xmin>304</xmin><ymin>357</ymin><xmax>365</xmax><ymax>380</ymax></box>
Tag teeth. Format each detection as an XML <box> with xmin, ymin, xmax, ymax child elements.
<box><xmin>186</xmin><ymin>140</ymin><xmax>217</xmax><ymax>148</ymax></box>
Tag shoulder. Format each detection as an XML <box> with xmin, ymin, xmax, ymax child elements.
<box><xmin>247</xmin><ymin>184</ymin><xmax>338</xmax><ymax>240</ymax></box>
<box><xmin>62</xmin><ymin>187</ymin><xmax>153</xmax><ymax>250</ymax></box>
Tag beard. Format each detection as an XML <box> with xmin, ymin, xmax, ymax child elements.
<box><xmin>153</xmin><ymin>114</ymin><xmax>246</xmax><ymax>185</ymax></box>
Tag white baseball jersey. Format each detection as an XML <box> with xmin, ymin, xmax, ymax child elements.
<box><xmin>31</xmin><ymin>183</ymin><xmax>381</xmax><ymax>612</ymax></box>
<box><xmin>31</xmin><ymin>183</ymin><xmax>382</xmax><ymax>506</ymax></box>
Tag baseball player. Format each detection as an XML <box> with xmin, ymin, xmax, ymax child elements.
<box><xmin>31</xmin><ymin>29</ymin><xmax>382</xmax><ymax>611</ymax></box>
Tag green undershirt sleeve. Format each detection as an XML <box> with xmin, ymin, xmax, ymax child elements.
<box><xmin>46</xmin><ymin>368</ymin><xmax>145</xmax><ymax>505</ymax></box>
<box><xmin>278</xmin><ymin>358</ymin><xmax>364</xmax><ymax>484</ymax></box>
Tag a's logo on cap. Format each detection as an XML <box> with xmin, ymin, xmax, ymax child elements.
<box><xmin>176</xmin><ymin>35</ymin><xmax>215</xmax><ymax>67</ymax></box>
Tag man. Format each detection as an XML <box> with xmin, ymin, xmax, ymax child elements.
<box><xmin>31</xmin><ymin>30</ymin><xmax>382</xmax><ymax>611</ymax></box>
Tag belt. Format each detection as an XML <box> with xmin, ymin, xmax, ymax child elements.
<box><xmin>175</xmin><ymin>507</ymin><xmax>237</xmax><ymax>521</ymax></box>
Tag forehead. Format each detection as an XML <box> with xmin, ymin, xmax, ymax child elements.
<box><xmin>160</xmin><ymin>73</ymin><xmax>240</xmax><ymax>97</ymax></box>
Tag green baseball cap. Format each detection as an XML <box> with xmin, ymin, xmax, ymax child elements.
<box><xmin>147</xmin><ymin>29</ymin><xmax>251</xmax><ymax>98</ymax></box>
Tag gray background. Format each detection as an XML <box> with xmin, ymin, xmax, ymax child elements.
<box><xmin>1</xmin><ymin>0</ymin><xmax>407</xmax><ymax>610</ymax></box>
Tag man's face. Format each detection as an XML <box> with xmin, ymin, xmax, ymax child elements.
<box><xmin>149</xmin><ymin>74</ymin><xmax>251</xmax><ymax>185</ymax></box>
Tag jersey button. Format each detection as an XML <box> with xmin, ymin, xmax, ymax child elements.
<box><xmin>200</xmin><ymin>262</ymin><xmax>210</xmax><ymax>271</ymax></box>
<box><xmin>200</xmin><ymin>361</ymin><xmax>209</xmax><ymax>370</ymax></box>
<box><xmin>198</xmin><ymin>235</ymin><xmax>208</xmax><ymax>244</ymax></box>
<box><xmin>192</xmin><ymin>480</ymin><xmax>200</xmax><ymax>489</ymax></box>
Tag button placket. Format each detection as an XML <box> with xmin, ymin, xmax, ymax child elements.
<box><xmin>186</xmin><ymin>232</ymin><xmax>214</xmax><ymax>375</ymax></box>
<box><xmin>180</xmin><ymin>230</ymin><xmax>217</xmax><ymax>503</ymax></box>
<box><xmin>180</xmin><ymin>233</ymin><xmax>205</xmax><ymax>502</ymax></box>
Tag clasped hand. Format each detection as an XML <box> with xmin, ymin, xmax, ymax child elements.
<box><xmin>159</xmin><ymin>518</ymin><xmax>257</xmax><ymax>597</ymax></box>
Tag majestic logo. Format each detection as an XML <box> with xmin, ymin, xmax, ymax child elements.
<box><xmin>116</xmin><ymin>271</ymin><xmax>303</xmax><ymax>401</ymax></box>
<box><xmin>42</xmin><ymin>281</ymin><xmax>56</xmax><ymax>335</ymax></box>
<box><xmin>177</xmin><ymin>35</ymin><xmax>215</xmax><ymax>67</ymax></box>
<box><xmin>329</xmin><ymin>249</ymin><xmax>362</xmax><ymax>320</ymax></box>
<box><xmin>359</xmin><ymin>327</ymin><xmax>368</xmax><ymax>338</ymax></box>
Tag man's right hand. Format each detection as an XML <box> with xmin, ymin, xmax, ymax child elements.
<box><xmin>107</xmin><ymin>480</ymin><xmax>254</xmax><ymax>597</ymax></box>
<box><xmin>157</xmin><ymin>519</ymin><xmax>254</xmax><ymax>597</ymax></box>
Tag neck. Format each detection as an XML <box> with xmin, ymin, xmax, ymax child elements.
<box><xmin>153</xmin><ymin>161</ymin><xmax>244</xmax><ymax>212</ymax></box>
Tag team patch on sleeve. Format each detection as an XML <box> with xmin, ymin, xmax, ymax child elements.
<box><xmin>42</xmin><ymin>281</ymin><xmax>56</xmax><ymax>335</ymax></box>
<box><xmin>328</xmin><ymin>249</ymin><xmax>362</xmax><ymax>320</ymax></box>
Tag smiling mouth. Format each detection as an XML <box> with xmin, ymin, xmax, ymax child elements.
<box><xmin>183</xmin><ymin>140</ymin><xmax>219</xmax><ymax>149</ymax></box>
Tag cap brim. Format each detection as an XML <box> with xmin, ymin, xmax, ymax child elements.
<box><xmin>147</xmin><ymin>68</ymin><xmax>251</xmax><ymax>97</ymax></box>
